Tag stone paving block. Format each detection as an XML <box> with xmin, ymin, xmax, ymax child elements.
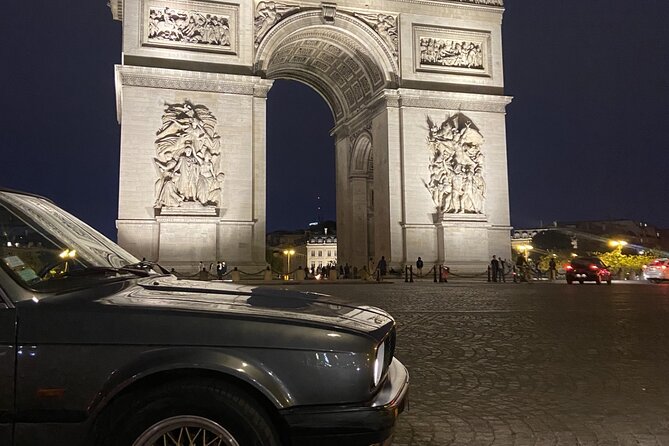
<box><xmin>293</xmin><ymin>282</ymin><xmax>669</xmax><ymax>445</ymax></box>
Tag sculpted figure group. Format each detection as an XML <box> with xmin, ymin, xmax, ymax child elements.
<box><xmin>153</xmin><ymin>101</ymin><xmax>225</xmax><ymax>209</ymax></box>
<box><xmin>148</xmin><ymin>7</ymin><xmax>230</xmax><ymax>47</ymax></box>
<box><xmin>355</xmin><ymin>12</ymin><xmax>398</xmax><ymax>54</ymax></box>
<box><xmin>425</xmin><ymin>113</ymin><xmax>486</xmax><ymax>215</ymax></box>
<box><xmin>254</xmin><ymin>1</ymin><xmax>300</xmax><ymax>46</ymax></box>
<box><xmin>420</xmin><ymin>38</ymin><xmax>484</xmax><ymax>70</ymax></box>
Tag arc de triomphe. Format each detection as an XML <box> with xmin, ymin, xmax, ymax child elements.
<box><xmin>109</xmin><ymin>0</ymin><xmax>512</xmax><ymax>272</ymax></box>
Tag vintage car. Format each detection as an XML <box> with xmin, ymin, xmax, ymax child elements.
<box><xmin>0</xmin><ymin>188</ymin><xmax>408</xmax><ymax>446</ymax></box>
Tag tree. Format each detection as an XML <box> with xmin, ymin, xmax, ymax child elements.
<box><xmin>532</xmin><ymin>230</ymin><xmax>573</xmax><ymax>252</ymax></box>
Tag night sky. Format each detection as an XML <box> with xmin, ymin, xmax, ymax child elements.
<box><xmin>2</xmin><ymin>1</ymin><xmax>668</xmax><ymax>240</ymax></box>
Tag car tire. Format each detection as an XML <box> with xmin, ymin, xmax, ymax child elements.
<box><xmin>566</xmin><ymin>278</ymin><xmax>573</xmax><ymax>284</ymax></box>
<box><xmin>579</xmin><ymin>280</ymin><xmax>584</xmax><ymax>284</ymax></box>
<box><xmin>94</xmin><ymin>378</ymin><xmax>280</xmax><ymax>446</ymax></box>
<box><xmin>607</xmin><ymin>279</ymin><xmax>612</xmax><ymax>285</ymax></box>
<box><xmin>595</xmin><ymin>276</ymin><xmax>601</xmax><ymax>285</ymax></box>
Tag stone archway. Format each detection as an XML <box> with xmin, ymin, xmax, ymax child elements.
<box><xmin>111</xmin><ymin>0</ymin><xmax>512</xmax><ymax>273</ymax></box>
<box><xmin>254</xmin><ymin>10</ymin><xmax>396</xmax><ymax>269</ymax></box>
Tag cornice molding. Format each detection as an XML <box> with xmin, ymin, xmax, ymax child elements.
<box><xmin>391</xmin><ymin>0</ymin><xmax>503</xmax><ymax>11</ymax></box>
<box><xmin>115</xmin><ymin>65</ymin><xmax>269</xmax><ymax>95</ymax></box>
<box><xmin>397</xmin><ymin>88</ymin><xmax>512</xmax><ymax>113</ymax></box>
<box><xmin>108</xmin><ymin>0</ymin><xmax>123</xmax><ymax>21</ymax></box>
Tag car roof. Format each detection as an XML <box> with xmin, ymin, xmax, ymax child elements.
<box><xmin>0</xmin><ymin>187</ymin><xmax>52</xmax><ymax>202</ymax></box>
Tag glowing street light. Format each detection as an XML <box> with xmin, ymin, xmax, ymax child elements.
<box><xmin>516</xmin><ymin>244</ymin><xmax>533</xmax><ymax>257</ymax></box>
<box><xmin>283</xmin><ymin>249</ymin><xmax>295</xmax><ymax>279</ymax></box>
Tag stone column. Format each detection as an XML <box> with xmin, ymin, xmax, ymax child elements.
<box><xmin>349</xmin><ymin>174</ymin><xmax>369</xmax><ymax>269</ymax></box>
<box><xmin>334</xmin><ymin>135</ymin><xmax>352</xmax><ymax>265</ymax></box>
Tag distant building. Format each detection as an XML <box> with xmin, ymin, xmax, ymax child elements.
<box><xmin>558</xmin><ymin>219</ymin><xmax>661</xmax><ymax>251</ymax></box>
<box><xmin>659</xmin><ymin>229</ymin><xmax>669</xmax><ymax>251</ymax></box>
<box><xmin>512</xmin><ymin>219</ymin><xmax>663</xmax><ymax>254</ymax></box>
<box><xmin>307</xmin><ymin>235</ymin><xmax>337</xmax><ymax>271</ymax></box>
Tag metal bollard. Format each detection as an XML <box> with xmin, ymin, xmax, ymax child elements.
<box><xmin>410</xmin><ymin>265</ymin><xmax>414</xmax><ymax>283</ymax></box>
<box><xmin>433</xmin><ymin>265</ymin><xmax>438</xmax><ymax>283</ymax></box>
<box><xmin>405</xmin><ymin>265</ymin><xmax>409</xmax><ymax>283</ymax></box>
<box><xmin>487</xmin><ymin>266</ymin><xmax>491</xmax><ymax>282</ymax></box>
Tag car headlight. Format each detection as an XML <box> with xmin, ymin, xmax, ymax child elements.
<box><xmin>372</xmin><ymin>340</ymin><xmax>386</xmax><ymax>387</ymax></box>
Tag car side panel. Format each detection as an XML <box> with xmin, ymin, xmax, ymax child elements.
<box><xmin>0</xmin><ymin>292</ymin><xmax>16</xmax><ymax>446</ymax></box>
<box><xmin>14</xmin><ymin>344</ymin><xmax>315</xmax><ymax>425</ymax></box>
<box><xmin>14</xmin><ymin>422</ymin><xmax>87</xmax><ymax>446</ymax></box>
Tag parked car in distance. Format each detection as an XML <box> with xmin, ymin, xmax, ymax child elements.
<box><xmin>565</xmin><ymin>256</ymin><xmax>612</xmax><ymax>285</ymax></box>
<box><xmin>642</xmin><ymin>258</ymin><xmax>669</xmax><ymax>283</ymax></box>
<box><xmin>0</xmin><ymin>188</ymin><xmax>408</xmax><ymax>446</ymax></box>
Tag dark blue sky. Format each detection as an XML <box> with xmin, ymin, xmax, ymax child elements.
<box><xmin>2</xmin><ymin>1</ymin><xmax>668</xmax><ymax>239</ymax></box>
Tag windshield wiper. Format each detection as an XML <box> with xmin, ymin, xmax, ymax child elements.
<box><xmin>122</xmin><ymin>260</ymin><xmax>170</xmax><ymax>274</ymax></box>
<box><xmin>57</xmin><ymin>266</ymin><xmax>152</xmax><ymax>279</ymax></box>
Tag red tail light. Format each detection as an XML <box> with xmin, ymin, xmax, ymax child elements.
<box><xmin>565</xmin><ymin>265</ymin><xmax>573</xmax><ymax>271</ymax></box>
<box><xmin>589</xmin><ymin>264</ymin><xmax>599</xmax><ymax>271</ymax></box>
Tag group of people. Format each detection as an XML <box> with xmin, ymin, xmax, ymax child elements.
<box><xmin>489</xmin><ymin>255</ymin><xmax>510</xmax><ymax>282</ymax></box>
<box><xmin>196</xmin><ymin>261</ymin><xmax>228</xmax><ymax>280</ymax></box>
<box><xmin>491</xmin><ymin>255</ymin><xmax>560</xmax><ymax>283</ymax></box>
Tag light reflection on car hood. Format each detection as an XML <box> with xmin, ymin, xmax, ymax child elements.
<box><xmin>97</xmin><ymin>276</ymin><xmax>393</xmax><ymax>334</ymax></box>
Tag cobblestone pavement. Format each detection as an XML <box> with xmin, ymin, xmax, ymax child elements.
<box><xmin>293</xmin><ymin>280</ymin><xmax>669</xmax><ymax>446</ymax></box>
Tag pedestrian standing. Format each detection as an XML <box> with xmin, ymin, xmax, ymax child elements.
<box><xmin>216</xmin><ymin>261</ymin><xmax>223</xmax><ymax>280</ymax></box>
<box><xmin>416</xmin><ymin>257</ymin><xmax>424</xmax><ymax>277</ymax></box>
<box><xmin>500</xmin><ymin>258</ymin><xmax>507</xmax><ymax>282</ymax></box>
<box><xmin>490</xmin><ymin>255</ymin><xmax>500</xmax><ymax>282</ymax></box>
<box><xmin>377</xmin><ymin>256</ymin><xmax>387</xmax><ymax>281</ymax></box>
<box><xmin>548</xmin><ymin>257</ymin><xmax>557</xmax><ymax>281</ymax></box>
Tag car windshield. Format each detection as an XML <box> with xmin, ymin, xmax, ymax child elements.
<box><xmin>0</xmin><ymin>191</ymin><xmax>151</xmax><ymax>296</ymax></box>
<box><xmin>572</xmin><ymin>258</ymin><xmax>605</xmax><ymax>268</ymax></box>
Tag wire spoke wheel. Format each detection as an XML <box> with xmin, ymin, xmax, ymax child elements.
<box><xmin>133</xmin><ymin>415</ymin><xmax>241</xmax><ymax>446</ymax></box>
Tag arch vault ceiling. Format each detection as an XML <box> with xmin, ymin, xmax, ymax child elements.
<box><xmin>264</xmin><ymin>27</ymin><xmax>387</xmax><ymax>121</ymax></box>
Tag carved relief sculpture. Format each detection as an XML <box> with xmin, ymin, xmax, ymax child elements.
<box><xmin>355</xmin><ymin>12</ymin><xmax>398</xmax><ymax>55</ymax></box>
<box><xmin>420</xmin><ymin>37</ymin><xmax>484</xmax><ymax>70</ymax></box>
<box><xmin>147</xmin><ymin>7</ymin><xmax>231</xmax><ymax>47</ymax></box>
<box><xmin>254</xmin><ymin>1</ymin><xmax>301</xmax><ymax>47</ymax></box>
<box><xmin>153</xmin><ymin>101</ymin><xmax>225</xmax><ymax>209</ymax></box>
<box><xmin>425</xmin><ymin>113</ymin><xmax>485</xmax><ymax>215</ymax></box>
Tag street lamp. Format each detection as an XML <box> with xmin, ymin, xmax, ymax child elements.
<box><xmin>609</xmin><ymin>240</ymin><xmax>628</xmax><ymax>250</ymax></box>
<box><xmin>516</xmin><ymin>244</ymin><xmax>533</xmax><ymax>257</ymax></box>
<box><xmin>283</xmin><ymin>249</ymin><xmax>295</xmax><ymax>279</ymax></box>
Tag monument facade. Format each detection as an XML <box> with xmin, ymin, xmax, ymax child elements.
<box><xmin>110</xmin><ymin>0</ymin><xmax>512</xmax><ymax>273</ymax></box>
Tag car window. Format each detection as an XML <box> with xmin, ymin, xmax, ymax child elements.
<box><xmin>571</xmin><ymin>259</ymin><xmax>589</xmax><ymax>268</ymax></box>
<box><xmin>0</xmin><ymin>204</ymin><xmax>67</xmax><ymax>286</ymax></box>
<box><xmin>0</xmin><ymin>195</ymin><xmax>142</xmax><ymax>295</ymax></box>
<box><xmin>572</xmin><ymin>258</ymin><xmax>604</xmax><ymax>268</ymax></box>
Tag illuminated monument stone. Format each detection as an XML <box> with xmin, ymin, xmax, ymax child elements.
<box><xmin>109</xmin><ymin>0</ymin><xmax>511</xmax><ymax>272</ymax></box>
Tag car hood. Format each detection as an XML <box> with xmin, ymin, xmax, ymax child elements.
<box><xmin>18</xmin><ymin>276</ymin><xmax>394</xmax><ymax>346</ymax></box>
<box><xmin>104</xmin><ymin>276</ymin><xmax>394</xmax><ymax>335</ymax></box>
